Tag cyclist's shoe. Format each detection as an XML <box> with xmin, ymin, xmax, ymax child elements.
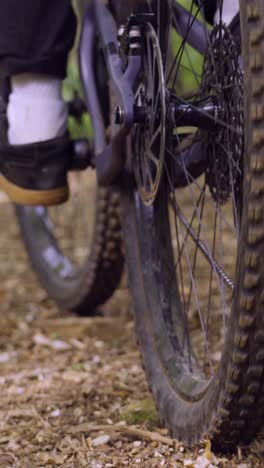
<box><xmin>0</xmin><ymin>136</ymin><xmax>72</xmax><ymax>206</ymax></box>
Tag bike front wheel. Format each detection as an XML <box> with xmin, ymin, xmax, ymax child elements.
<box><xmin>16</xmin><ymin>174</ymin><xmax>123</xmax><ymax>315</ymax></box>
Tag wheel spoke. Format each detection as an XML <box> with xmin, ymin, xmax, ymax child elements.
<box><xmin>174</xmin><ymin>203</ymin><xmax>234</xmax><ymax>292</ymax></box>
<box><xmin>147</xmin><ymin>150</ymin><xmax>159</xmax><ymax>166</ymax></box>
<box><xmin>150</xmin><ymin>124</ymin><xmax>161</xmax><ymax>147</ymax></box>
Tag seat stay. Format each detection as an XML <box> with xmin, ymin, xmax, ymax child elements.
<box><xmin>80</xmin><ymin>0</ymin><xmax>142</xmax><ymax>185</ymax></box>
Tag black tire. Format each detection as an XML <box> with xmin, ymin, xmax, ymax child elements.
<box><xmin>121</xmin><ymin>0</ymin><xmax>264</xmax><ymax>448</ymax></box>
<box><xmin>16</xmin><ymin>182</ymin><xmax>123</xmax><ymax>315</ymax></box>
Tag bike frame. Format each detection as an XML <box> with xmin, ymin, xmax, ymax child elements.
<box><xmin>79</xmin><ymin>0</ymin><xmax>240</xmax><ymax>186</ymax></box>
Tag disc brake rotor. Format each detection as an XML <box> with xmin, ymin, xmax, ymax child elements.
<box><xmin>132</xmin><ymin>23</ymin><xmax>166</xmax><ymax>206</ymax></box>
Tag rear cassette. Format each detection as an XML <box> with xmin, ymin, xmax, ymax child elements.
<box><xmin>203</xmin><ymin>24</ymin><xmax>244</xmax><ymax>205</ymax></box>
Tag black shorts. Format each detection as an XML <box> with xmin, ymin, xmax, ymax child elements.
<box><xmin>0</xmin><ymin>0</ymin><xmax>77</xmax><ymax>79</ymax></box>
<box><xmin>0</xmin><ymin>0</ymin><xmax>217</xmax><ymax>79</ymax></box>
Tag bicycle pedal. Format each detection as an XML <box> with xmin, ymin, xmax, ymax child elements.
<box><xmin>67</xmin><ymin>95</ymin><xmax>87</xmax><ymax>122</ymax></box>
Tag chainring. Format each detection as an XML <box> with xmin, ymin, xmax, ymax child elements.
<box><xmin>132</xmin><ymin>22</ymin><xmax>166</xmax><ymax>206</ymax></box>
<box><xmin>203</xmin><ymin>24</ymin><xmax>244</xmax><ymax>205</ymax></box>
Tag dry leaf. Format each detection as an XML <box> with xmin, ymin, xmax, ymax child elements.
<box><xmin>92</xmin><ymin>434</ymin><xmax>111</xmax><ymax>447</ymax></box>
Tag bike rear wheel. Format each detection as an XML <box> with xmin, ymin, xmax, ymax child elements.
<box><xmin>121</xmin><ymin>0</ymin><xmax>264</xmax><ymax>447</ymax></box>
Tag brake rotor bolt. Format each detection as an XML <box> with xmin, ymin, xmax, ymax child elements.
<box><xmin>129</xmin><ymin>26</ymin><xmax>142</xmax><ymax>50</ymax></box>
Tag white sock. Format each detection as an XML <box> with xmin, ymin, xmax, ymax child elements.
<box><xmin>214</xmin><ymin>0</ymin><xmax>239</xmax><ymax>25</ymax></box>
<box><xmin>7</xmin><ymin>73</ymin><xmax>68</xmax><ymax>145</ymax></box>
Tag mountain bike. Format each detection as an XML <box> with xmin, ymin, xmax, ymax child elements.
<box><xmin>14</xmin><ymin>0</ymin><xmax>264</xmax><ymax>448</ymax></box>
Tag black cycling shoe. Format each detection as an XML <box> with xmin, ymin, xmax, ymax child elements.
<box><xmin>0</xmin><ymin>136</ymin><xmax>73</xmax><ymax>206</ymax></box>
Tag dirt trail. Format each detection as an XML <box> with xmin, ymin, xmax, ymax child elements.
<box><xmin>0</xmin><ymin>197</ymin><xmax>264</xmax><ymax>467</ymax></box>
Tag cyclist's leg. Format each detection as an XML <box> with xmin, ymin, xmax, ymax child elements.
<box><xmin>0</xmin><ymin>0</ymin><xmax>76</xmax><ymax>79</ymax></box>
<box><xmin>202</xmin><ymin>0</ymin><xmax>239</xmax><ymax>24</ymax></box>
<box><xmin>8</xmin><ymin>73</ymin><xmax>68</xmax><ymax>145</ymax></box>
<box><xmin>203</xmin><ymin>0</ymin><xmax>217</xmax><ymax>23</ymax></box>
<box><xmin>0</xmin><ymin>0</ymin><xmax>77</xmax><ymax>205</ymax></box>
<box><xmin>214</xmin><ymin>0</ymin><xmax>239</xmax><ymax>24</ymax></box>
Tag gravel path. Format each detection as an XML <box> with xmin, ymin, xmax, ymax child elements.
<box><xmin>0</xmin><ymin>197</ymin><xmax>263</xmax><ymax>467</ymax></box>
